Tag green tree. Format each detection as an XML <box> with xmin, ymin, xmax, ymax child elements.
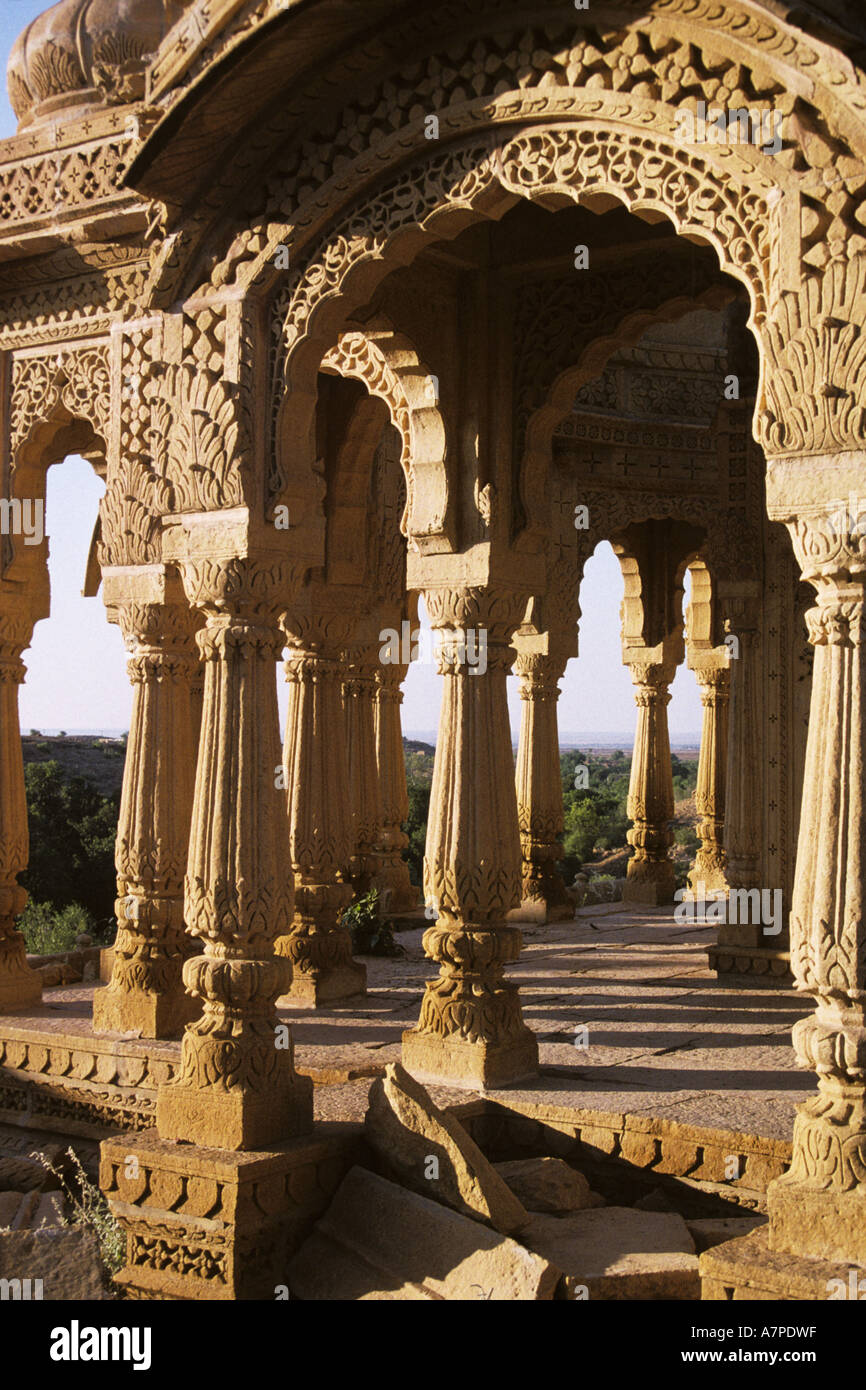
<box><xmin>22</xmin><ymin>761</ymin><xmax>119</xmax><ymax>932</ymax></box>
<box><xmin>403</xmin><ymin>781</ymin><xmax>431</xmax><ymax>887</ymax></box>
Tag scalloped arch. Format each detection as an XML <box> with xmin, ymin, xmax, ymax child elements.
<box><xmin>320</xmin><ymin>327</ymin><xmax>449</xmax><ymax>548</ymax></box>
<box><xmin>271</xmin><ymin>122</ymin><xmax>775</xmax><ymax>550</ymax></box>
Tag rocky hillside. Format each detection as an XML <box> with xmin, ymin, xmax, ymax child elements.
<box><xmin>21</xmin><ymin>735</ymin><xmax>126</xmax><ymax>799</ymax></box>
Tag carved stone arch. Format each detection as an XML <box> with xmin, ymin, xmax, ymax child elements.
<box><xmin>517</xmin><ymin>281</ymin><xmax>739</xmax><ymax>552</ymax></box>
<box><xmin>320</xmin><ymin>327</ymin><xmax>450</xmax><ymax>549</ymax></box>
<box><xmin>138</xmin><ymin>0</ymin><xmax>866</xmax><ymax>316</ymax></box>
<box><xmin>324</xmin><ymin>388</ymin><xmax>392</xmax><ymax>590</ymax></box>
<box><xmin>609</xmin><ymin>519</ymin><xmax>706</xmax><ymax>659</ymax></box>
<box><xmin>686</xmin><ymin>558</ymin><xmax>726</xmax><ymax>653</ymax></box>
<box><xmin>4</xmin><ymin>343</ymin><xmax>111</xmax><ymax>594</ymax></box>
<box><xmin>268</xmin><ymin>122</ymin><xmax>777</xmax><ymax>554</ymax></box>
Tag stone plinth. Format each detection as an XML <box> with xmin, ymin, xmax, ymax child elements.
<box><xmin>100</xmin><ymin>1126</ymin><xmax>360</xmax><ymax>1301</ymax></box>
<box><xmin>701</xmin><ymin>1224</ymin><xmax>866</xmax><ymax>1300</ymax></box>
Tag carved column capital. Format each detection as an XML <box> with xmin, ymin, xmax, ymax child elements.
<box><xmin>695</xmin><ymin>666</ymin><xmax>732</xmax><ymax>705</ymax></box>
<box><xmin>421</xmin><ymin>584</ymin><xmax>529</xmax><ymax>675</ymax></box>
<box><xmin>514</xmin><ymin>649</ymin><xmax>566</xmax><ymax>701</ymax></box>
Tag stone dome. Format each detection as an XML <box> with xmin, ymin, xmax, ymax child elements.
<box><xmin>7</xmin><ymin>0</ymin><xmax>185</xmax><ymax>129</ymax></box>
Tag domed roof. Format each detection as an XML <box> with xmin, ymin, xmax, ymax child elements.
<box><xmin>7</xmin><ymin>0</ymin><xmax>185</xmax><ymax>129</ymax></box>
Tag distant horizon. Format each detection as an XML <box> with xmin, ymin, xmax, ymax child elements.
<box><xmin>21</xmin><ymin>726</ymin><xmax>704</xmax><ymax>750</ymax></box>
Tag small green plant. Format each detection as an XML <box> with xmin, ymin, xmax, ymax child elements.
<box><xmin>341</xmin><ymin>889</ymin><xmax>404</xmax><ymax>957</ymax></box>
<box><xmin>18</xmin><ymin>900</ymin><xmax>95</xmax><ymax>955</ymax></box>
<box><xmin>40</xmin><ymin>1148</ymin><xmax>125</xmax><ymax>1277</ymax></box>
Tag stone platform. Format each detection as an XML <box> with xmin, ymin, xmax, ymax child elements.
<box><xmin>0</xmin><ymin>905</ymin><xmax>810</xmax><ymax>1152</ymax></box>
<box><xmin>0</xmin><ymin>905</ymin><xmax>820</xmax><ymax>1298</ymax></box>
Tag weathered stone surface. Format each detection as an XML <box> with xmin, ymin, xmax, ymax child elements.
<box><xmin>288</xmin><ymin>1166</ymin><xmax>560</xmax><ymax>1301</ymax></box>
<box><xmin>0</xmin><ymin>1191</ymin><xmax>23</xmax><ymax>1228</ymax></box>
<box><xmin>0</xmin><ymin>1148</ymin><xmax>64</xmax><ymax>1192</ymax></box>
<box><xmin>701</xmin><ymin>1224</ymin><xmax>866</xmax><ymax>1300</ymax></box>
<box><xmin>521</xmin><ymin>1207</ymin><xmax>699</xmax><ymax>1300</ymax></box>
<box><xmin>687</xmin><ymin>1216</ymin><xmax>766</xmax><ymax>1253</ymax></box>
<box><xmin>0</xmin><ymin>1228</ymin><xmax>105</xmax><ymax>1299</ymax></box>
<box><xmin>365</xmin><ymin>1062</ymin><xmax>529</xmax><ymax>1233</ymax></box>
<box><xmin>31</xmin><ymin>1191</ymin><xmax>66</xmax><ymax>1228</ymax></box>
<box><xmin>494</xmin><ymin>1157</ymin><xmax>595</xmax><ymax>1214</ymax></box>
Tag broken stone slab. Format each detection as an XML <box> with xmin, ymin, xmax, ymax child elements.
<box><xmin>686</xmin><ymin>1215</ymin><xmax>767</xmax><ymax>1253</ymax></box>
<box><xmin>521</xmin><ymin>1206</ymin><xmax>700</xmax><ymax>1300</ymax></box>
<box><xmin>0</xmin><ymin>1189</ymin><xmax>66</xmax><ymax>1230</ymax></box>
<box><xmin>30</xmin><ymin>1191</ymin><xmax>66</xmax><ymax>1229</ymax></box>
<box><xmin>365</xmin><ymin>1062</ymin><xmax>529</xmax><ymax>1234</ymax></box>
<box><xmin>0</xmin><ymin>1191</ymin><xmax>22</xmax><ymax>1228</ymax></box>
<box><xmin>0</xmin><ymin>1150</ymin><xmax>63</xmax><ymax>1192</ymax></box>
<box><xmin>493</xmin><ymin>1157</ymin><xmax>596</xmax><ymax>1214</ymax></box>
<box><xmin>288</xmin><ymin>1166</ymin><xmax>560</xmax><ymax>1301</ymax></box>
<box><xmin>0</xmin><ymin>1228</ymin><xmax>106</xmax><ymax>1299</ymax></box>
<box><xmin>0</xmin><ymin>1191</ymin><xmax>41</xmax><ymax>1230</ymax></box>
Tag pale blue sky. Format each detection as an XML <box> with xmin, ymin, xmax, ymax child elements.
<box><xmin>0</xmin><ymin>2</ymin><xmax>702</xmax><ymax>741</ymax></box>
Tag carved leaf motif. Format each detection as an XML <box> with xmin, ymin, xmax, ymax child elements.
<box><xmin>164</xmin><ymin>365</ymin><xmax>247</xmax><ymax>512</ymax></box>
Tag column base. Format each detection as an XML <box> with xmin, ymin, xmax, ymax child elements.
<box><xmin>768</xmin><ymin>1177</ymin><xmax>866</xmax><ymax>1267</ymax></box>
<box><xmin>278</xmin><ymin>960</ymin><xmax>367</xmax><ymax>1009</ymax></box>
<box><xmin>401</xmin><ymin>1025</ymin><xmax>539</xmax><ymax>1091</ymax></box>
<box><xmin>0</xmin><ymin>968</ymin><xmax>42</xmax><ymax>1013</ymax></box>
<box><xmin>510</xmin><ymin>868</ymin><xmax>575</xmax><ymax>923</ymax></box>
<box><xmin>100</xmin><ymin>1127</ymin><xmax>359</xmax><ymax>1300</ymax></box>
<box><xmin>0</xmin><ymin>930</ymin><xmax>42</xmax><ymax>1011</ymax></box>
<box><xmin>622</xmin><ymin>871</ymin><xmax>675</xmax><ymax>906</ymax></box>
<box><xmin>92</xmin><ymin>983</ymin><xmax>199</xmax><ymax>1039</ymax></box>
<box><xmin>700</xmin><ymin>1223</ymin><xmax>866</xmax><ymax>1300</ymax></box>
<box><xmin>708</xmin><ymin>944</ymin><xmax>792</xmax><ymax>986</ymax></box>
<box><xmin>368</xmin><ymin>856</ymin><xmax>419</xmax><ymax>915</ymax></box>
<box><xmin>508</xmin><ymin>897</ymin><xmax>574</xmax><ymax>924</ymax></box>
<box><xmin>157</xmin><ymin>1072</ymin><xmax>313</xmax><ymax>1151</ymax></box>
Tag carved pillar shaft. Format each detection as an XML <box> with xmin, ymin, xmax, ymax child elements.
<box><xmin>93</xmin><ymin>601</ymin><xmax>200</xmax><ymax>1038</ymax></box>
<box><xmin>768</xmin><ymin>582</ymin><xmax>866</xmax><ymax>1261</ymax></box>
<box><xmin>762</xmin><ymin>472</ymin><xmax>866</xmax><ymax>1264</ymax></box>
<box><xmin>623</xmin><ymin>663</ymin><xmax>676</xmax><ymax>905</ymax></box>
<box><xmin>156</xmin><ymin>560</ymin><xmax>312</xmax><ymax>1150</ymax></box>
<box><xmin>724</xmin><ymin>621</ymin><xmax>763</xmax><ymax>889</ymax></box>
<box><xmin>688</xmin><ymin>667</ymin><xmax>730</xmax><ymax>895</ymax></box>
<box><xmin>372</xmin><ymin>663</ymin><xmax>418</xmax><ymax>913</ymax></box>
<box><xmin>274</xmin><ymin>647</ymin><xmax>366</xmax><ymax>1006</ymax></box>
<box><xmin>513</xmin><ymin>651</ymin><xmax>573</xmax><ymax>922</ymax></box>
<box><xmin>343</xmin><ymin>652</ymin><xmax>383</xmax><ymax>890</ymax></box>
<box><xmin>402</xmin><ymin>589</ymin><xmax>539</xmax><ymax>1089</ymax></box>
<box><xmin>0</xmin><ymin>624</ymin><xmax>41</xmax><ymax>1012</ymax></box>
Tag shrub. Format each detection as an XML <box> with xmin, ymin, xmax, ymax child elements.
<box><xmin>40</xmin><ymin>1148</ymin><xmax>124</xmax><ymax>1278</ymax></box>
<box><xmin>341</xmin><ymin>889</ymin><xmax>404</xmax><ymax>957</ymax></box>
<box><xmin>18</xmin><ymin>901</ymin><xmax>95</xmax><ymax>956</ymax></box>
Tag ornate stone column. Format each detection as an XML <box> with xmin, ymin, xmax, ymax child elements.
<box><xmin>156</xmin><ymin>556</ymin><xmax>312</xmax><ymax>1150</ymax></box>
<box><xmin>93</xmin><ymin>582</ymin><xmax>201</xmax><ymax>1038</ymax></box>
<box><xmin>512</xmin><ymin>643</ymin><xmax>574</xmax><ymax>922</ymax></box>
<box><xmin>622</xmin><ymin>652</ymin><xmax>678</xmax><ymax>905</ymax></box>
<box><xmin>0</xmin><ymin>603</ymin><xmax>41</xmax><ymax>1012</ymax></box>
<box><xmin>764</xmin><ymin>477</ymin><xmax>866</xmax><ymax>1265</ymax></box>
<box><xmin>687</xmin><ymin>663</ymin><xmax>730</xmax><ymax>895</ymax></box>
<box><xmin>722</xmin><ymin>600</ymin><xmax>763</xmax><ymax>891</ymax></box>
<box><xmin>402</xmin><ymin>586</ymin><xmax>539</xmax><ymax>1089</ymax></box>
<box><xmin>342</xmin><ymin>644</ymin><xmax>383</xmax><ymax>892</ymax></box>
<box><xmin>274</xmin><ymin>612</ymin><xmax>366</xmax><ymax>1007</ymax></box>
<box><xmin>373</xmin><ymin>661</ymin><xmax>418</xmax><ymax>913</ymax></box>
